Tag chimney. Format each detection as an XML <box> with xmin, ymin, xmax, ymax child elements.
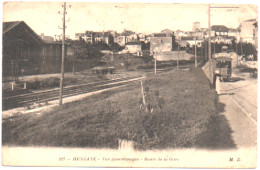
<box><xmin>41</xmin><ymin>33</ymin><xmax>44</xmax><ymax>39</ymax></box>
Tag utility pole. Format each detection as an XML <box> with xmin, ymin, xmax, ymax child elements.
<box><xmin>11</xmin><ymin>60</ymin><xmax>14</xmax><ymax>81</ymax></box>
<box><xmin>154</xmin><ymin>52</ymin><xmax>157</xmax><ymax>75</ymax></box>
<box><xmin>59</xmin><ymin>2</ymin><xmax>66</xmax><ymax>106</ymax></box>
<box><xmin>194</xmin><ymin>32</ymin><xmax>197</xmax><ymax>68</ymax></box>
<box><xmin>208</xmin><ymin>5</ymin><xmax>239</xmax><ymax>86</ymax></box>
<box><xmin>200</xmin><ymin>41</ymin><xmax>203</xmax><ymax>63</ymax></box>
<box><xmin>177</xmin><ymin>43</ymin><xmax>179</xmax><ymax>69</ymax></box>
<box><xmin>73</xmin><ymin>49</ymin><xmax>75</xmax><ymax>75</ymax></box>
<box><xmin>205</xmin><ymin>39</ymin><xmax>207</xmax><ymax>61</ymax></box>
<box><xmin>240</xmin><ymin>39</ymin><xmax>243</xmax><ymax>56</ymax></box>
<box><xmin>208</xmin><ymin>5</ymin><xmax>213</xmax><ymax>85</ymax></box>
<box><xmin>213</xmin><ymin>41</ymin><xmax>215</xmax><ymax>56</ymax></box>
<box><xmin>236</xmin><ymin>39</ymin><xmax>238</xmax><ymax>66</ymax></box>
<box><xmin>208</xmin><ymin>4</ymin><xmax>211</xmax><ymax>61</ymax></box>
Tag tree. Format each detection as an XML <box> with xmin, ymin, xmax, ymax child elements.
<box><xmin>236</xmin><ymin>42</ymin><xmax>257</xmax><ymax>60</ymax></box>
<box><xmin>142</xmin><ymin>42</ymin><xmax>150</xmax><ymax>50</ymax></box>
<box><xmin>95</xmin><ymin>42</ymin><xmax>110</xmax><ymax>51</ymax></box>
<box><xmin>66</xmin><ymin>39</ymin><xmax>104</xmax><ymax>60</ymax></box>
<box><xmin>109</xmin><ymin>43</ymin><xmax>125</xmax><ymax>52</ymax></box>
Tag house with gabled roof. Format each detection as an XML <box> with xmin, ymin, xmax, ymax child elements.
<box><xmin>161</xmin><ymin>29</ymin><xmax>174</xmax><ymax>36</ymax></box>
<box><xmin>3</xmin><ymin>21</ymin><xmax>72</xmax><ymax>77</ymax></box>
<box><xmin>150</xmin><ymin>33</ymin><xmax>174</xmax><ymax>52</ymax></box>
<box><xmin>211</xmin><ymin>25</ymin><xmax>229</xmax><ymax>36</ymax></box>
<box><xmin>210</xmin><ymin>25</ymin><xmax>236</xmax><ymax>44</ymax></box>
<box><xmin>124</xmin><ymin>42</ymin><xmax>142</xmax><ymax>53</ymax></box>
<box><xmin>180</xmin><ymin>36</ymin><xmax>203</xmax><ymax>47</ymax></box>
<box><xmin>239</xmin><ymin>19</ymin><xmax>258</xmax><ymax>44</ymax></box>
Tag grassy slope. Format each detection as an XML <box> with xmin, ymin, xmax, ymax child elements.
<box><xmin>2</xmin><ymin>66</ymin><xmax>220</xmax><ymax>150</ymax></box>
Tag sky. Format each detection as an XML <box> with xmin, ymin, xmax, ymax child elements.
<box><xmin>2</xmin><ymin>1</ymin><xmax>258</xmax><ymax>39</ymax></box>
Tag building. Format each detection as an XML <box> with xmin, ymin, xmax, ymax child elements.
<box><xmin>150</xmin><ymin>33</ymin><xmax>174</xmax><ymax>53</ymax></box>
<box><xmin>3</xmin><ymin>21</ymin><xmax>72</xmax><ymax>77</ymax></box>
<box><xmin>227</xmin><ymin>28</ymin><xmax>237</xmax><ymax>37</ymax></box>
<box><xmin>175</xmin><ymin>30</ymin><xmax>186</xmax><ymax>40</ymax></box>
<box><xmin>138</xmin><ymin>33</ymin><xmax>146</xmax><ymax>42</ymax></box>
<box><xmin>124</xmin><ymin>42</ymin><xmax>142</xmax><ymax>53</ymax></box>
<box><xmin>161</xmin><ymin>29</ymin><xmax>174</xmax><ymax>35</ymax></box>
<box><xmin>210</xmin><ymin>25</ymin><xmax>236</xmax><ymax>44</ymax></box>
<box><xmin>40</xmin><ymin>33</ymin><xmax>54</xmax><ymax>42</ymax></box>
<box><xmin>114</xmin><ymin>35</ymin><xmax>128</xmax><ymax>46</ymax></box>
<box><xmin>84</xmin><ymin>31</ymin><xmax>95</xmax><ymax>44</ymax></box>
<box><xmin>121</xmin><ymin>29</ymin><xmax>135</xmax><ymax>37</ymax></box>
<box><xmin>102</xmin><ymin>32</ymin><xmax>114</xmax><ymax>45</ymax></box>
<box><xmin>75</xmin><ymin>31</ymin><xmax>113</xmax><ymax>45</ymax></box>
<box><xmin>211</xmin><ymin>25</ymin><xmax>229</xmax><ymax>36</ymax></box>
<box><xmin>180</xmin><ymin>36</ymin><xmax>203</xmax><ymax>47</ymax></box>
<box><xmin>46</xmin><ymin>34</ymin><xmax>71</xmax><ymax>42</ymax></box>
<box><xmin>127</xmin><ymin>33</ymin><xmax>139</xmax><ymax>42</ymax></box>
<box><xmin>144</xmin><ymin>34</ymin><xmax>152</xmax><ymax>43</ymax></box>
<box><xmin>239</xmin><ymin>19</ymin><xmax>257</xmax><ymax>44</ymax></box>
<box><xmin>253</xmin><ymin>21</ymin><xmax>258</xmax><ymax>50</ymax></box>
<box><xmin>192</xmin><ymin>22</ymin><xmax>201</xmax><ymax>32</ymax></box>
<box><xmin>75</xmin><ymin>33</ymin><xmax>85</xmax><ymax>41</ymax></box>
<box><xmin>212</xmin><ymin>36</ymin><xmax>235</xmax><ymax>44</ymax></box>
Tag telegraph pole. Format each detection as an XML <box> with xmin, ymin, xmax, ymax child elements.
<box><xmin>208</xmin><ymin>4</ymin><xmax>211</xmax><ymax>61</ymax></box>
<box><xmin>194</xmin><ymin>32</ymin><xmax>197</xmax><ymax>68</ymax></box>
<box><xmin>154</xmin><ymin>52</ymin><xmax>157</xmax><ymax>75</ymax></box>
<box><xmin>59</xmin><ymin>2</ymin><xmax>66</xmax><ymax>106</ymax></box>
<box><xmin>208</xmin><ymin>5</ymin><xmax>239</xmax><ymax>87</ymax></box>
<box><xmin>73</xmin><ymin>50</ymin><xmax>75</xmax><ymax>75</ymax></box>
<box><xmin>177</xmin><ymin>43</ymin><xmax>179</xmax><ymax>69</ymax></box>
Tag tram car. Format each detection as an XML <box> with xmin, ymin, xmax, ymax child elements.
<box><xmin>214</xmin><ymin>56</ymin><xmax>232</xmax><ymax>81</ymax></box>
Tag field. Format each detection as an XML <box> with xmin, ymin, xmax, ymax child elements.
<box><xmin>2</xmin><ymin>66</ymin><xmax>233</xmax><ymax>150</ymax></box>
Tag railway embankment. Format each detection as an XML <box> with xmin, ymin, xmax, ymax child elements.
<box><xmin>2</xmin><ymin>65</ymin><xmax>236</xmax><ymax>150</ymax></box>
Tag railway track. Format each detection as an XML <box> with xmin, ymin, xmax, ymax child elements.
<box><xmin>2</xmin><ymin>75</ymin><xmax>144</xmax><ymax>111</ymax></box>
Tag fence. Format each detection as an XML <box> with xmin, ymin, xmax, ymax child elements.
<box><xmin>201</xmin><ymin>59</ymin><xmax>215</xmax><ymax>86</ymax></box>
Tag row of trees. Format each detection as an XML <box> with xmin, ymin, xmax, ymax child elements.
<box><xmin>67</xmin><ymin>39</ymin><xmax>152</xmax><ymax>61</ymax></box>
<box><xmin>68</xmin><ymin>36</ymin><xmax>257</xmax><ymax>62</ymax></box>
<box><xmin>67</xmin><ymin>39</ymin><xmax>126</xmax><ymax>60</ymax></box>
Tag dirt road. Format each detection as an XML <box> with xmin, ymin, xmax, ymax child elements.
<box><xmin>219</xmin><ymin>69</ymin><xmax>257</xmax><ymax>148</ymax></box>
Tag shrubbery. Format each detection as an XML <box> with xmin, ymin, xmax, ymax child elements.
<box><xmin>20</xmin><ymin>77</ymin><xmax>78</xmax><ymax>90</ymax></box>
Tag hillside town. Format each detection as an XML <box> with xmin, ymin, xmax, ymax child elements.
<box><xmin>1</xmin><ymin>3</ymin><xmax>258</xmax><ymax>168</ymax></box>
<box><xmin>3</xmin><ymin>18</ymin><xmax>258</xmax><ymax>77</ymax></box>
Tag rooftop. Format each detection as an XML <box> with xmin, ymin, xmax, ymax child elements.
<box><xmin>3</xmin><ymin>21</ymin><xmax>62</xmax><ymax>45</ymax></box>
<box><xmin>3</xmin><ymin>21</ymin><xmax>23</xmax><ymax>34</ymax></box>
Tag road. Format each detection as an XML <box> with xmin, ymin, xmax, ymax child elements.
<box><xmin>219</xmin><ymin>68</ymin><xmax>257</xmax><ymax>148</ymax></box>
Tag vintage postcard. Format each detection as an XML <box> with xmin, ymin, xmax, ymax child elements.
<box><xmin>1</xmin><ymin>1</ymin><xmax>258</xmax><ymax>168</ymax></box>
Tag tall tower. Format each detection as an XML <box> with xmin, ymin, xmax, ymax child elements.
<box><xmin>192</xmin><ymin>22</ymin><xmax>201</xmax><ymax>32</ymax></box>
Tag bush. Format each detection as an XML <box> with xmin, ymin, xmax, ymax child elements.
<box><xmin>23</xmin><ymin>77</ymin><xmax>77</xmax><ymax>90</ymax></box>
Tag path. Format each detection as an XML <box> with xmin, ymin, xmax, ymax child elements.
<box><xmin>219</xmin><ymin>69</ymin><xmax>257</xmax><ymax>148</ymax></box>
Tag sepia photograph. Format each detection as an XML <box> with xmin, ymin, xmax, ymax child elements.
<box><xmin>1</xmin><ymin>0</ymin><xmax>258</xmax><ymax>168</ymax></box>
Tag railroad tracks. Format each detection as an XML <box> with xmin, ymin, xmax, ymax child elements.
<box><xmin>2</xmin><ymin>75</ymin><xmax>144</xmax><ymax>111</ymax></box>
